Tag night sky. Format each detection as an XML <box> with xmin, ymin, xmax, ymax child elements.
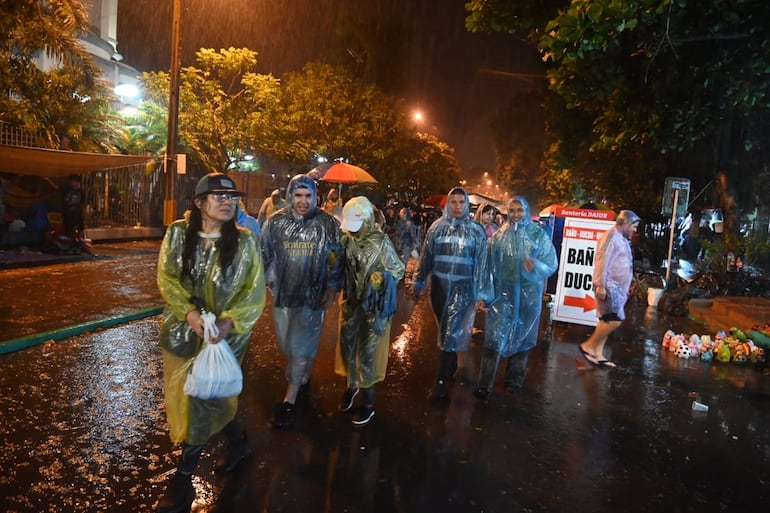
<box><xmin>116</xmin><ymin>0</ymin><xmax>540</xmax><ymax>173</ymax></box>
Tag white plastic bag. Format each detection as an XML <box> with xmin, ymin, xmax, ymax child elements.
<box><xmin>183</xmin><ymin>312</ymin><xmax>243</xmax><ymax>399</ymax></box>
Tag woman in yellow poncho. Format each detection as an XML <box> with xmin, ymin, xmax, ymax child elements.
<box><xmin>155</xmin><ymin>173</ymin><xmax>265</xmax><ymax>513</ymax></box>
<box><xmin>336</xmin><ymin>196</ymin><xmax>404</xmax><ymax>426</ymax></box>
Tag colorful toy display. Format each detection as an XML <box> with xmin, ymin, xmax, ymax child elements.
<box><xmin>661</xmin><ymin>326</ymin><xmax>768</xmax><ymax>365</ymax></box>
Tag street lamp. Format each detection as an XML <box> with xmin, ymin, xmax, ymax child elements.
<box><xmin>163</xmin><ymin>0</ymin><xmax>182</xmax><ymax>225</ymax></box>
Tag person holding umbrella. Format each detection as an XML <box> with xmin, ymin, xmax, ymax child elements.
<box><xmin>261</xmin><ymin>174</ymin><xmax>344</xmax><ymax>428</ymax></box>
<box><xmin>412</xmin><ymin>187</ymin><xmax>490</xmax><ymax>400</ymax></box>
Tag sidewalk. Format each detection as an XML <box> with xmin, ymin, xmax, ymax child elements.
<box><xmin>0</xmin><ymin>226</ymin><xmax>164</xmax><ymax>270</ymax></box>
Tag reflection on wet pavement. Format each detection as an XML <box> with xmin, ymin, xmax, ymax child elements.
<box><xmin>1</xmin><ymin>243</ymin><xmax>769</xmax><ymax>512</ymax></box>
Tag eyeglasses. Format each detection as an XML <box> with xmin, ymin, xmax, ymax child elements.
<box><xmin>508</xmin><ymin>207</ymin><xmax>525</xmax><ymax>213</ymax></box>
<box><xmin>210</xmin><ymin>193</ymin><xmax>239</xmax><ymax>203</ymax></box>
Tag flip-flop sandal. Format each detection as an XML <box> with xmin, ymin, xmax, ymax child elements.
<box><xmin>578</xmin><ymin>346</ymin><xmax>601</xmax><ymax>367</ymax></box>
<box><xmin>596</xmin><ymin>360</ymin><xmax>617</xmax><ymax>369</ymax></box>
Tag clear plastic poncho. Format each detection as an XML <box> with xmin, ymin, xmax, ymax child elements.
<box><xmin>594</xmin><ymin>226</ymin><xmax>634</xmax><ymax>321</ymax></box>
<box><xmin>413</xmin><ymin>187</ymin><xmax>490</xmax><ymax>351</ymax></box>
<box><xmin>261</xmin><ymin>174</ymin><xmax>343</xmax><ymax>310</ymax></box>
<box><xmin>335</xmin><ymin>197</ymin><xmax>405</xmax><ymax>388</ymax></box>
<box><xmin>484</xmin><ymin>196</ymin><xmax>557</xmax><ymax>357</ymax></box>
<box><xmin>392</xmin><ymin>208</ymin><xmax>421</xmax><ymax>264</ymax></box>
<box><xmin>157</xmin><ymin>220</ymin><xmax>266</xmax><ymax>445</ymax></box>
<box><xmin>474</xmin><ymin>201</ymin><xmax>500</xmax><ymax>239</ymax></box>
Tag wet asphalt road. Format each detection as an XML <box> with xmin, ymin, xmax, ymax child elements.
<box><xmin>1</xmin><ymin>241</ymin><xmax>769</xmax><ymax>513</ymax></box>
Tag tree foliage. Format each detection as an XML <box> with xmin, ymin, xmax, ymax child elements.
<box><xmin>139</xmin><ymin>47</ymin><xmax>281</xmax><ymax>174</ymax></box>
<box><xmin>134</xmin><ymin>57</ymin><xmax>460</xmax><ymax>199</ymax></box>
<box><xmin>0</xmin><ymin>0</ymin><xmax>123</xmax><ymax>151</ymax></box>
<box><xmin>466</xmin><ymin>0</ymin><xmax>770</xmax><ymax>217</ymax></box>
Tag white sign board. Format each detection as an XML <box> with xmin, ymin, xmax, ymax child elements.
<box><xmin>552</xmin><ymin>208</ymin><xmax>616</xmax><ymax>326</ymax></box>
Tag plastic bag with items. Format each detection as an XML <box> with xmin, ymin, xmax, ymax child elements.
<box><xmin>183</xmin><ymin>311</ymin><xmax>243</xmax><ymax>399</ymax></box>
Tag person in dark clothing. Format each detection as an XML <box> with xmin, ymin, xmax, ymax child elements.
<box><xmin>61</xmin><ymin>175</ymin><xmax>84</xmax><ymax>239</ymax></box>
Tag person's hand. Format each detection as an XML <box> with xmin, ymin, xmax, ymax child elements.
<box><xmin>595</xmin><ymin>286</ymin><xmax>606</xmax><ymax>301</ymax></box>
<box><xmin>523</xmin><ymin>256</ymin><xmax>534</xmax><ymax>272</ymax></box>
<box><xmin>185</xmin><ymin>309</ymin><xmax>205</xmax><ymax>340</ymax></box>
<box><xmin>322</xmin><ymin>287</ymin><xmax>338</xmax><ymax>309</ymax></box>
<box><xmin>212</xmin><ymin>318</ymin><xmax>234</xmax><ymax>343</ymax></box>
<box><xmin>476</xmin><ymin>300</ymin><xmax>488</xmax><ymax>312</ymax></box>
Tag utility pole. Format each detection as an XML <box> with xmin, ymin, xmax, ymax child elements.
<box><xmin>163</xmin><ymin>0</ymin><xmax>182</xmax><ymax>225</ymax></box>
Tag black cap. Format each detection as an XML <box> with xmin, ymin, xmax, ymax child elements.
<box><xmin>194</xmin><ymin>173</ymin><xmax>244</xmax><ymax>197</ymax></box>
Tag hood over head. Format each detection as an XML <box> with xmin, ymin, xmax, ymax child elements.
<box><xmin>507</xmin><ymin>195</ymin><xmax>532</xmax><ymax>228</ymax></box>
<box><xmin>286</xmin><ymin>174</ymin><xmax>318</xmax><ymax>212</ymax></box>
<box><xmin>474</xmin><ymin>202</ymin><xmax>496</xmax><ymax>223</ymax></box>
<box><xmin>443</xmin><ymin>186</ymin><xmax>470</xmax><ymax>220</ymax></box>
<box><xmin>617</xmin><ymin>209</ymin><xmax>641</xmax><ymax>226</ymax></box>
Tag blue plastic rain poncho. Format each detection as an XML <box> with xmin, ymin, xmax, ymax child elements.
<box><xmin>157</xmin><ymin>220</ymin><xmax>265</xmax><ymax>445</ymax></box>
<box><xmin>236</xmin><ymin>202</ymin><xmax>261</xmax><ymax>239</ymax></box>
<box><xmin>261</xmin><ymin>175</ymin><xmax>343</xmax><ymax>381</ymax></box>
<box><xmin>261</xmin><ymin>174</ymin><xmax>343</xmax><ymax>309</ymax></box>
<box><xmin>484</xmin><ymin>196</ymin><xmax>558</xmax><ymax>357</ymax></box>
<box><xmin>335</xmin><ymin>197</ymin><xmax>405</xmax><ymax>388</ymax></box>
<box><xmin>413</xmin><ymin>187</ymin><xmax>490</xmax><ymax>352</ymax></box>
<box><xmin>392</xmin><ymin>207</ymin><xmax>421</xmax><ymax>264</ymax></box>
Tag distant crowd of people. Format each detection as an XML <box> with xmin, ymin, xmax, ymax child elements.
<box><xmin>153</xmin><ymin>172</ymin><xmax>639</xmax><ymax>513</ymax></box>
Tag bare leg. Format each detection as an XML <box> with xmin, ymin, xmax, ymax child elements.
<box><xmin>581</xmin><ymin>320</ymin><xmax>622</xmax><ymax>365</ymax></box>
<box><xmin>283</xmin><ymin>382</ymin><xmax>300</xmax><ymax>404</ymax></box>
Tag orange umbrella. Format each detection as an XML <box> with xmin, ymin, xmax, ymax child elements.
<box><xmin>425</xmin><ymin>194</ymin><xmax>447</xmax><ymax>207</ymax></box>
<box><xmin>308</xmin><ymin>162</ymin><xmax>377</xmax><ymax>184</ymax></box>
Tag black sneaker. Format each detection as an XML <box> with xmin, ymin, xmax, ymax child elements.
<box><xmin>352</xmin><ymin>405</ymin><xmax>375</xmax><ymax>426</ymax></box>
<box><xmin>155</xmin><ymin>472</ymin><xmax>194</xmax><ymax>513</ymax></box>
<box><xmin>272</xmin><ymin>401</ymin><xmax>296</xmax><ymax>428</ymax></box>
<box><xmin>431</xmin><ymin>380</ymin><xmax>448</xmax><ymax>400</ymax></box>
<box><xmin>473</xmin><ymin>387</ymin><xmax>490</xmax><ymax>400</ymax></box>
<box><xmin>340</xmin><ymin>387</ymin><xmax>359</xmax><ymax>412</ymax></box>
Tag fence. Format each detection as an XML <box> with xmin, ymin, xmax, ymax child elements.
<box><xmin>82</xmin><ymin>164</ymin><xmax>166</xmax><ymax>228</ymax></box>
<box><xmin>0</xmin><ymin>122</ymin><xmax>38</xmax><ymax>148</ymax></box>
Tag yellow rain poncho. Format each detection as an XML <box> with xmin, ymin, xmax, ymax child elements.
<box><xmin>157</xmin><ymin>220</ymin><xmax>265</xmax><ymax>445</ymax></box>
<box><xmin>335</xmin><ymin>197</ymin><xmax>405</xmax><ymax>387</ymax></box>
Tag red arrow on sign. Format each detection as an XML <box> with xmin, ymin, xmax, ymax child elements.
<box><xmin>563</xmin><ymin>294</ymin><xmax>596</xmax><ymax>312</ymax></box>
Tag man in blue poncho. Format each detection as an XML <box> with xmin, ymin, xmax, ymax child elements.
<box><xmin>261</xmin><ymin>174</ymin><xmax>343</xmax><ymax>427</ymax></box>
<box><xmin>413</xmin><ymin>186</ymin><xmax>490</xmax><ymax>400</ymax></box>
<box><xmin>392</xmin><ymin>206</ymin><xmax>421</xmax><ymax>266</ymax></box>
<box><xmin>473</xmin><ymin>196</ymin><xmax>558</xmax><ymax>400</ymax></box>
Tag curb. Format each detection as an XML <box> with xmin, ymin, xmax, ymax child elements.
<box><xmin>0</xmin><ymin>305</ymin><xmax>164</xmax><ymax>355</ymax></box>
